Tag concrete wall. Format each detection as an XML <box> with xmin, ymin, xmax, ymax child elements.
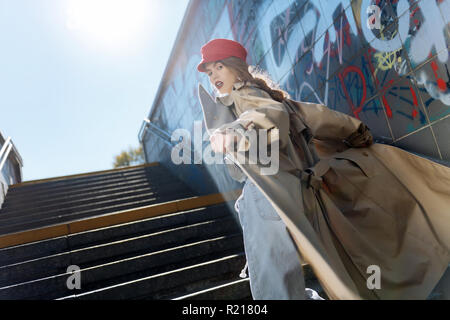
<box><xmin>142</xmin><ymin>0</ymin><xmax>450</xmax><ymax>195</ymax></box>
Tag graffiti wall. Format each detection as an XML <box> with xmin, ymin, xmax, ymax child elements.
<box><xmin>142</xmin><ymin>0</ymin><xmax>450</xmax><ymax>194</ymax></box>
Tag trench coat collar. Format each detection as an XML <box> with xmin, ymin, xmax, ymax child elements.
<box><xmin>215</xmin><ymin>81</ymin><xmax>247</xmax><ymax>107</ymax></box>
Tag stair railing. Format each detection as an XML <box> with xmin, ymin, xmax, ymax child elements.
<box><xmin>0</xmin><ymin>135</ymin><xmax>23</xmax><ymax>208</ymax></box>
<box><xmin>139</xmin><ymin>118</ymin><xmax>174</xmax><ymax>147</ymax></box>
<box><xmin>139</xmin><ymin>118</ymin><xmax>195</xmax><ymax>150</ymax></box>
<box><xmin>0</xmin><ymin>137</ymin><xmax>13</xmax><ymax>173</ymax></box>
<box><xmin>0</xmin><ymin>135</ymin><xmax>23</xmax><ymax>173</ymax></box>
<box><xmin>138</xmin><ymin>118</ymin><xmax>201</xmax><ymax>166</ymax></box>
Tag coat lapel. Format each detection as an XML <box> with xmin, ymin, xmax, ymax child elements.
<box><xmin>198</xmin><ymin>84</ymin><xmax>235</xmax><ymax>135</ymax></box>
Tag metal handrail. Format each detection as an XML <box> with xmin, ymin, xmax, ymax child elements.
<box><xmin>0</xmin><ymin>132</ymin><xmax>23</xmax><ymax>167</ymax></box>
<box><xmin>0</xmin><ymin>133</ymin><xmax>23</xmax><ymax>198</ymax></box>
<box><xmin>0</xmin><ymin>137</ymin><xmax>13</xmax><ymax>172</ymax></box>
<box><xmin>139</xmin><ymin>118</ymin><xmax>177</xmax><ymax>147</ymax></box>
<box><xmin>138</xmin><ymin>118</ymin><xmax>149</xmax><ymax>143</ymax></box>
<box><xmin>137</xmin><ymin>118</ymin><xmax>199</xmax><ymax>162</ymax></box>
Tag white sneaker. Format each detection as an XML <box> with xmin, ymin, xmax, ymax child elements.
<box><xmin>305</xmin><ymin>288</ymin><xmax>325</xmax><ymax>300</ymax></box>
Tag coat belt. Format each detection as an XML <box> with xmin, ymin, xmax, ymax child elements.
<box><xmin>299</xmin><ymin>159</ymin><xmax>331</xmax><ymax>191</ymax></box>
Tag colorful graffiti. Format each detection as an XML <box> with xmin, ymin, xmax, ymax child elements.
<box><xmin>143</xmin><ymin>0</ymin><xmax>450</xmax><ymax>194</ymax></box>
<box><xmin>223</xmin><ymin>0</ymin><xmax>450</xmax><ymax>159</ymax></box>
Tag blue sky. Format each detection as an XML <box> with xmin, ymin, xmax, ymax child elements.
<box><xmin>0</xmin><ymin>0</ymin><xmax>189</xmax><ymax>182</ymax></box>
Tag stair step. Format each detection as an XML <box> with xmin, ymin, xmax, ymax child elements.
<box><xmin>172</xmin><ymin>268</ymin><xmax>327</xmax><ymax>300</ymax></box>
<box><xmin>0</xmin><ymin>183</ymin><xmax>192</xmax><ymax>222</ymax></box>
<box><xmin>0</xmin><ymin>176</ymin><xmax>186</xmax><ymax>212</ymax></box>
<box><xmin>67</xmin><ymin>202</ymin><xmax>237</xmax><ymax>250</ymax></box>
<box><xmin>0</xmin><ymin>235</ymin><xmax>244</xmax><ymax>299</ymax></box>
<box><xmin>72</xmin><ymin>254</ymin><xmax>246</xmax><ymax>300</ymax></box>
<box><xmin>0</xmin><ymin>188</ymin><xmax>158</xmax><ymax>221</ymax></box>
<box><xmin>6</xmin><ymin>167</ymin><xmax>156</xmax><ymax>196</ymax></box>
<box><xmin>0</xmin><ymin>190</ymin><xmax>195</xmax><ymax>236</ymax></box>
<box><xmin>4</xmin><ymin>169</ymin><xmax>188</xmax><ymax>206</ymax></box>
<box><xmin>172</xmin><ymin>278</ymin><xmax>251</xmax><ymax>300</ymax></box>
<box><xmin>69</xmin><ymin>217</ymin><xmax>240</xmax><ymax>267</ymax></box>
<box><xmin>0</xmin><ymin>216</ymin><xmax>241</xmax><ymax>286</ymax></box>
<box><xmin>0</xmin><ymin>202</ymin><xmax>236</xmax><ymax>266</ymax></box>
<box><xmin>0</xmin><ymin>163</ymin><xmax>325</xmax><ymax>300</ymax></box>
<box><xmin>1</xmin><ymin>175</ymin><xmax>190</xmax><ymax>211</ymax></box>
<box><xmin>1</xmin><ymin>179</ymin><xmax>154</xmax><ymax>211</ymax></box>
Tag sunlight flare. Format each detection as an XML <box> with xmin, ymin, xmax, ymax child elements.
<box><xmin>66</xmin><ymin>0</ymin><xmax>155</xmax><ymax>49</ymax></box>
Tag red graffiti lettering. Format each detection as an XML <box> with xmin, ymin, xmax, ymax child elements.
<box><xmin>409</xmin><ymin>86</ymin><xmax>419</xmax><ymax>119</ymax></box>
<box><xmin>338</xmin><ymin>66</ymin><xmax>367</xmax><ymax>119</ymax></box>
<box><xmin>381</xmin><ymin>95</ymin><xmax>393</xmax><ymax>118</ymax></box>
<box><xmin>431</xmin><ymin>60</ymin><xmax>447</xmax><ymax>92</ymax></box>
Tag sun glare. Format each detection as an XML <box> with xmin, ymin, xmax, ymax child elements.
<box><xmin>66</xmin><ymin>0</ymin><xmax>154</xmax><ymax>50</ymax></box>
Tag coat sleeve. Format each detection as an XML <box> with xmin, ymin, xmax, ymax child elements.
<box><xmin>293</xmin><ymin>101</ymin><xmax>373</xmax><ymax>148</ymax></box>
<box><xmin>214</xmin><ymin>86</ymin><xmax>291</xmax><ymax>150</ymax></box>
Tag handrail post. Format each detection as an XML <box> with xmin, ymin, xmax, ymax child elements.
<box><xmin>140</xmin><ymin>118</ymin><xmax>150</xmax><ymax>164</ymax></box>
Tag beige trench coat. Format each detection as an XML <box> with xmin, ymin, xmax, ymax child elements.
<box><xmin>205</xmin><ymin>81</ymin><xmax>450</xmax><ymax>300</ymax></box>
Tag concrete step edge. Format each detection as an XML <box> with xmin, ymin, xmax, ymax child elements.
<box><xmin>172</xmin><ymin>278</ymin><xmax>251</xmax><ymax>300</ymax></box>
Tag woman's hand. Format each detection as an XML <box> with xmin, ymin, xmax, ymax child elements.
<box><xmin>210</xmin><ymin>132</ymin><xmax>238</xmax><ymax>153</ymax></box>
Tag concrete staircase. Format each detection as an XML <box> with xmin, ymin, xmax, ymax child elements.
<box><xmin>0</xmin><ymin>164</ymin><xmax>193</xmax><ymax>235</ymax></box>
<box><xmin>0</xmin><ymin>163</ymin><xmax>324</xmax><ymax>300</ymax></box>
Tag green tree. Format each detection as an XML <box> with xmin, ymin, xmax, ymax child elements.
<box><xmin>113</xmin><ymin>145</ymin><xmax>145</xmax><ymax>168</ymax></box>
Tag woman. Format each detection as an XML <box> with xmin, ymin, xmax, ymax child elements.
<box><xmin>197</xmin><ymin>39</ymin><xmax>450</xmax><ymax>300</ymax></box>
<box><xmin>199</xmin><ymin>39</ymin><xmax>323</xmax><ymax>300</ymax></box>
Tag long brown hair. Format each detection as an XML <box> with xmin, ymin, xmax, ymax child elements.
<box><xmin>218</xmin><ymin>56</ymin><xmax>289</xmax><ymax>102</ymax></box>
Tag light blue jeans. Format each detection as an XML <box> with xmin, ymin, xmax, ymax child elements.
<box><xmin>234</xmin><ymin>179</ymin><xmax>310</xmax><ymax>300</ymax></box>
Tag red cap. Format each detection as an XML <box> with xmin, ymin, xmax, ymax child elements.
<box><xmin>197</xmin><ymin>39</ymin><xmax>247</xmax><ymax>72</ymax></box>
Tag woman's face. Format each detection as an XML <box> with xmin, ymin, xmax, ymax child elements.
<box><xmin>204</xmin><ymin>61</ymin><xmax>238</xmax><ymax>95</ymax></box>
